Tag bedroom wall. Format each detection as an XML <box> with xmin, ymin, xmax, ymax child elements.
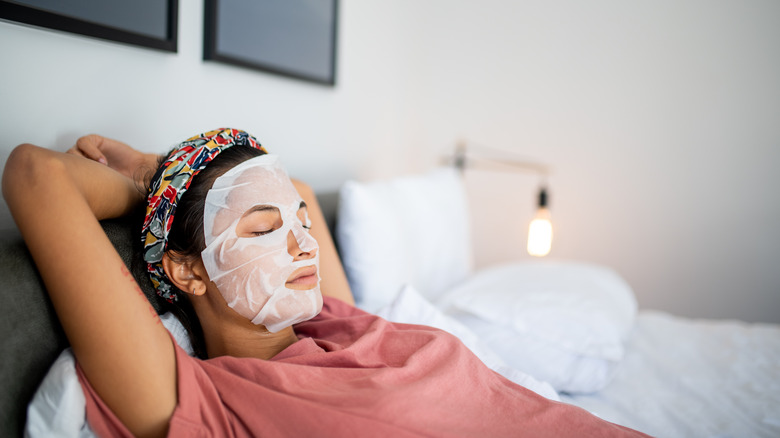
<box><xmin>1</xmin><ymin>0</ymin><xmax>778</xmax><ymax>324</ymax></box>
<box><xmin>0</xmin><ymin>0</ymin><xmax>415</xmax><ymax>221</ymax></box>
<box><xmin>392</xmin><ymin>0</ymin><xmax>780</xmax><ymax>324</ymax></box>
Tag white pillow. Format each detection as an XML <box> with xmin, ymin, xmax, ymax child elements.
<box><xmin>437</xmin><ymin>260</ymin><xmax>637</xmax><ymax>393</ymax></box>
<box><xmin>376</xmin><ymin>284</ymin><xmax>559</xmax><ymax>401</ymax></box>
<box><xmin>336</xmin><ymin>168</ymin><xmax>473</xmax><ymax>311</ymax></box>
<box><xmin>24</xmin><ymin>348</ymin><xmax>92</xmax><ymax>438</ymax></box>
<box><xmin>25</xmin><ymin>313</ymin><xmax>193</xmax><ymax>437</ymax></box>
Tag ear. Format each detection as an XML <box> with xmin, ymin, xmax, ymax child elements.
<box><xmin>161</xmin><ymin>252</ymin><xmax>210</xmax><ymax>297</ymax></box>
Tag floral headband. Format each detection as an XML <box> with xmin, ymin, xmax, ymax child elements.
<box><xmin>142</xmin><ymin>128</ymin><xmax>267</xmax><ymax>302</ymax></box>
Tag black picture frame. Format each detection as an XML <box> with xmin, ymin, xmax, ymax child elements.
<box><xmin>0</xmin><ymin>0</ymin><xmax>178</xmax><ymax>52</ymax></box>
<box><xmin>204</xmin><ymin>0</ymin><xmax>338</xmax><ymax>86</ymax></box>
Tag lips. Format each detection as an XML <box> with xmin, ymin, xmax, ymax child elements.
<box><xmin>286</xmin><ymin>265</ymin><xmax>318</xmax><ymax>289</ymax></box>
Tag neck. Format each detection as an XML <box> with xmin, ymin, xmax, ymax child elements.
<box><xmin>189</xmin><ymin>292</ymin><xmax>299</xmax><ymax>360</ymax></box>
<box><xmin>204</xmin><ymin>323</ymin><xmax>299</xmax><ymax>360</ymax></box>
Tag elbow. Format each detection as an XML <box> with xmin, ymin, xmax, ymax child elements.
<box><xmin>2</xmin><ymin>143</ymin><xmax>63</xmax><ymax>205</ymax></box>
<box><xmin>3</xmin><ymin>143</ymin><xmax>37</xmax><ymax>202</ymax></box>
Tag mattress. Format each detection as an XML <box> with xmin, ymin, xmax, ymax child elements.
<box><xmin>561</xmin><ymin>311</ymin><xmax>780</xmax><ymax>438</ymax></box>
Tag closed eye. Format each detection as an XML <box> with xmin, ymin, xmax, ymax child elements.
<box><xmin>237</xmin><ymin>205</ymin><xmax>282</xmax><ymax>238</ymax></box>
<box><xmin>251</xmin><ymin>229</ymin><xmax>275</xmax><ymax>236</ymax></box>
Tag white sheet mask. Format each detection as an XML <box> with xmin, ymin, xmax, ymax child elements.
<box><xmin>201</xmin><ymin>154</ymin><xmax>322</xmax><ymax>332</ymax></box>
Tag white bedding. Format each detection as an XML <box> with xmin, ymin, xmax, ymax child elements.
<box><xmin>434</xmin><ymin>261</ymin><xmax>637</xmax><ymax>394</ymax></box>
<box><xmin>562</xmin><ymin>311</ymin><xmax>780</xmax><ymax>438</ymax></box>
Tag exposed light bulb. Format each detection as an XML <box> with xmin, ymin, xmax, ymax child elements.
<box><xmin>527</xmin><ymin>207</ymin><xmax>552</xmax><ymax>257</ymax></box>
<box><xmin>527</xmin><ymin>187</ymin><xmax>552</xmax><ymax>257</ymax></box>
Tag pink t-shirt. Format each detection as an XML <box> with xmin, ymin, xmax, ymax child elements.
<box><xmin>78</xmin><ymin>297</ymin><xmax>648</xmax><ymax>437</ymax></box>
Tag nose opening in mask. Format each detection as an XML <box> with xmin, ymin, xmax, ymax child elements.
<box><xmin>289</xmin><ymin>223</ymin><xmax>318</xmax><ymax>256</ymax></box>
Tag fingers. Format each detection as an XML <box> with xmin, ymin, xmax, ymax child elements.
<box><xmin>66</xmin><ymin>145</ymin><xmax>86</xmax><ymax>157</ymax></box>
<box><xmin>68</xmin><ymin>134</ymin><xmax>108</xmax><ymax>165</ymax></box>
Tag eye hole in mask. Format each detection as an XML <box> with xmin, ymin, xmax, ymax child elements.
<box><xmin>235</xmin><ymin>203</ymin><xmax>311</xmax><ymax>238</ymax></box>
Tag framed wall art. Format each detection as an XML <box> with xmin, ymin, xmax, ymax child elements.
<box><xmin>0</xmin><ymin>0</ymin><xmax>178</xmax><ymax>52</ymax></box>
<box><xmin>204</xmin><ymin>0</ymin><xmax>338</xmax><ymax>86</ymax></box>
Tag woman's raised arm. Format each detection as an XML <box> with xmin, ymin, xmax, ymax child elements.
<box><xmin>2</xmin><ymin>144</ymin><xmax>176</xmax><ymax>438</ymax></box>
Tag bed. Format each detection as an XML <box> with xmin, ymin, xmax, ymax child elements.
<box><xmin>334</xmin><ymin>167</ymin><xmax>780</xmax><ymax>438</ymax></box>
<box><xmin>2</xmin><ymin>170</ymin><xmax>778</xmax><ymax>437</ymax></box>
<box><xmin>561</xmin><ymin>311</ymin><xmax>780</xmax><ymax>437</ymax></box>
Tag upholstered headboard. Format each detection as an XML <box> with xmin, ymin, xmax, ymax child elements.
<box><xmin>0</xmin><ymin>192</ymin><xmax>340</xmax><ymax>438</ymax></box>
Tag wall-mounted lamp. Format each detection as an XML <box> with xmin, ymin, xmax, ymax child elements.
<box><xmin>527</xmin><ymin>187</ymin><xmax>552</xmax><ymax>257</ymax></box>
<box><xmin>450</xmin><ymin>141</ymin><xmax>553</xmax><ymax>257</ymax></box>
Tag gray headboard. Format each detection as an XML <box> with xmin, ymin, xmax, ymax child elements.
<box><xmin>0</xmin><ymin>192</ymin><xmax>340</xmax><ymax>437</ymax></box>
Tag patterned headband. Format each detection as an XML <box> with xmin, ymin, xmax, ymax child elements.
<box><xmin>142</xmin><ymin>128</ymin><xmax>267</xmax><ymax>302</ymax></box>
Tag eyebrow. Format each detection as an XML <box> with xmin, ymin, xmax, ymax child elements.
<box><xmin>241</xmin><ymin>202</ymin><xmax>307</xmax><ymax>217</ymax></box>
<box><xmin>241</xmin><ymin>205</ymin><xmax>279</xmax><ymax>217</ymax></box>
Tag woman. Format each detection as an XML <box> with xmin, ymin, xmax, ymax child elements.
<box><xmin>3</xmin><ymin>128</ymin><xmax>646</xmax><ymax>437</ymax></box>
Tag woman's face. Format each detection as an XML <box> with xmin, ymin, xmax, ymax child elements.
<box><xmin>201</xmin><ymin>155</ymin><xmax>323</xmax><ymax>332</ymax></box>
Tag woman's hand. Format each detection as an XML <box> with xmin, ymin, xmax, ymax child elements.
<box><xmin>68</xmin><ymin>134</ymin><xmax>160</xmax><ymax>189</ymax></box>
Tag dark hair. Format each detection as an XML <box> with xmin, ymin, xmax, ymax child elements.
<box><xmin>153</xmin><ymin>144</ymin><xmax>266</xmax><ymax>358</ymax></box>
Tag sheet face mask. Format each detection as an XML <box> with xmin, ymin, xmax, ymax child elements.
<box><xmin>201</xmin><ymin>154</ymin><xmax>323</xmax><ymax>332</ymax></box>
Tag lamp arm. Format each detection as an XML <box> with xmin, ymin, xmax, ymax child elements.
<box><xmin>450</xmin><ymin>140</ymin><xmax>551</xmax><ymax>177</ymax></box>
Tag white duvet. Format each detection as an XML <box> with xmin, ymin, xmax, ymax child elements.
<box><xmin>562</xmin><ymin>311</ymin><xmax>780</xmax><ymax>438</ymax></box>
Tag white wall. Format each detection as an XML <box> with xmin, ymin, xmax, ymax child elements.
<box><xmin>396</xmin><ymin>0</ymin><xmax>780</xmax><ymax>323</ymax></box>
<box><xmin>0</xmin><ymin>0</ymin><xmax>412</xmax><ymax>215</ymax></box>
<box><xmin>2</xmin><ymin>0</ymin><xmax>778</xmax><ymax>323</ymax></box>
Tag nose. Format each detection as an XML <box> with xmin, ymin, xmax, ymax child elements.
<box><xmin>287</xmin><ymin>228</ymin><xmax>318</xmax><ymax>260</ymax></box>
